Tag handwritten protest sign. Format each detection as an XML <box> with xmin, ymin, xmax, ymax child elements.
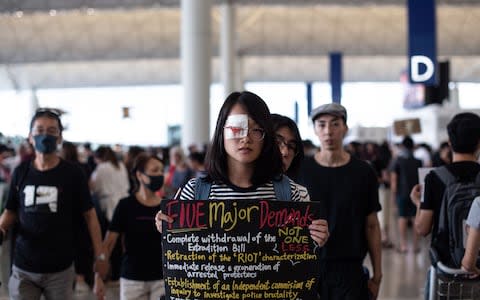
<box><xmin>161</xmin><ymin>199</ymin><xmax>322</xmax><ymax>300</ymax></box>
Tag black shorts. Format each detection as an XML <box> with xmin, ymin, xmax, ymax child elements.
<box><xmin>396</xmin><ymin>195</ymin><xmax>417</xmax><ymax>217</ymax></box>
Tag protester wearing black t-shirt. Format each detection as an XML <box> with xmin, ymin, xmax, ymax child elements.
<box><xmin>0</xmin><ymin>109</ymin><xmax>107</xmax><ymax>300</ymax></box>
<box><xmin>412</xmin><ymin>113</ymin><xmax>480</xmax><ymax>250</ymax></box>
<box><xmin>298</xmin><ymin>103</ymin><xmax>382</xmax><ymax>300</ymax></box>
<box><xmin>390</xmin><ymin>136</ymin><xmax>422</xmax><ymax>253</ymax></box>
<box><xmin>94</xmin><ymin>154</ymin><xmax>165</xmax><ymax>300</ymax></box>
<box><xmin>420</xmin><ymin>162</ymin><xmax>480</xmax><ymax>244</ymax></box>
<box><xmin>410</xmin><ymin>112</ymin><xmax>480</xmax><ymax>300</ymax></box>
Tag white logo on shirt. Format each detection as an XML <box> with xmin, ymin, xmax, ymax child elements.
<box><xmin>23</xmin><ymin>185</ymin><xmax>58</xmax><ymax>213</ymax></box>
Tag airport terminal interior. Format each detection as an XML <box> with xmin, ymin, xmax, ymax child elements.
<box><xmin>1</xmin><ymin>0</ymin><xmax>480</xmax><ymax>299</ymax></box>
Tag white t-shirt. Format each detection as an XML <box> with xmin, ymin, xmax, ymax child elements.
<box><xmin>414</xmin><ymin>147</ymin><xmax>432</xmax><ymax>168</ymax></box>
<box><xmin>91</xmin><ymin>161</ymin><xmax>129</xmax><ymax>220</ymax></box>
<box><xmin>467</xmin><ymin>197</ymin><xmax>480</xmax><ymax>229</ymax></box>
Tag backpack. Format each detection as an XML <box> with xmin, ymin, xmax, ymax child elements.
<box><xmin>194</xmin><ymin>175</ymin><xmax>292</xmax><ymax>201</ymax></box>
<box><xmin>432</xmin><ymin>166</ymin><xmax>480</xmax><ymax>267</ymax></box>
<box><xmin>15</xmin><ymin>161</ymin><xmax>31</xmax><ymax>193</ymax></box>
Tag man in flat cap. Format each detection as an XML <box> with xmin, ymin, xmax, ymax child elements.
<box><xmin>298</xmin><ymin>103</ymin><xmax>382</xmax><ymax>300</ymax></box>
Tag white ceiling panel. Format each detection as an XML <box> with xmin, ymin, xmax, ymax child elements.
<box><xmin>0</xmin><ymin>2</ymin><xmax>479</xmax><ymax>89</ymax></box>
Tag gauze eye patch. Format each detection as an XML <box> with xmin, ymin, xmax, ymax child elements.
<box><xmin>224</xmin><ymin>114</ymin><xmax>248</xmax><ymax>139</ymax></box>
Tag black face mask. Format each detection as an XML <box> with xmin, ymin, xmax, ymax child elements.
<box><xmin>142</xmin><ymin>174</ymin><xmax>164</xmax><ymax>192</ymax></box>
<box><xmin>33</xmin><ymin>134</ymin><xmax>57</xmax><ymax>154</ymax></box>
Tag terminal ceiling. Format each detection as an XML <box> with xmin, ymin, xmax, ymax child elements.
<box><xmin>1</xmin><ymin>0</ymin><xmax>480</xmax><ymax>90</ymax></box>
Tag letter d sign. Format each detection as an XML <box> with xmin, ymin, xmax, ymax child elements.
<box><xmin>410</xmin><ymin>55</ymin><xmax>435</xmax><ymax>83</ymax></box>
<box><xmin>407</xmin><ymin>0</ymin><xmax>437</xmax><ymax>85</ymax></box>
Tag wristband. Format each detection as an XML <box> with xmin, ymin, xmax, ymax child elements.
<box><xmin>96</xmin><ymin>253</ymin><xmax>106</xmax><ymax>261</ymax></box>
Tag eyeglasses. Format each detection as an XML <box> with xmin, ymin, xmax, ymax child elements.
<box><xmin>31</xmin><ymin>108</ymin><xmax>64</xmax><ymax>132</ymax></box>
<box><xmin>36</xmin><ymin>108</ymin><xmax>62</xmax><ymax>116</ymax></box>
<box><xmin>276</xmin><ymin>135</ymin><xmax>298</xmax><ymax>155</ymax></box>
<box><xmin>224</xmin><ymin>126</ymin><xmax>265</xmax><ymax>141</ymax></box>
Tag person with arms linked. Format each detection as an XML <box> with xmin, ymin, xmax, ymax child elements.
<box><xmin>0</xmin><ymin>109</ymin><xmax>107</xmax><ymax>300</ymax></box>
<box><xmin>94</xmin><ymin>153</ymin><xmax>166</xmax><ymax>300</ymax></box>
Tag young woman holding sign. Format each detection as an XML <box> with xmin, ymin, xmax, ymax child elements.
<box><xmin>155</xmin><ymin>91</ymin><xmax>328</xmax><ymax>247</ymax></box>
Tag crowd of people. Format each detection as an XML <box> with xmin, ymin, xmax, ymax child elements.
<box><xmin>0</xmin><ymin>90</ymin><xmax>478</xmax><ymax>300</ymax></box>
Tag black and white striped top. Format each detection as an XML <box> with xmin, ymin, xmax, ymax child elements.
<box><xmin>178</xmin><ymin>178</ymin><xmax>309</xmax><ymax>202</ymax></box>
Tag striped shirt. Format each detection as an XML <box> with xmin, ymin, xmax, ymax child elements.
<box><xmin>295</xmin><ymin>183</ymin><xmax>311</xmax><ymax>202</ymax></box>
<box><xmin>179</xmin><ymin>178</ymin><xmax>309</xmax><ymax>202</ymax></box>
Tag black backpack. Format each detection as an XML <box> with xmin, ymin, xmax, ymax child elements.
<box><xmin>432</xmin><ymin>166</ymin><xmax>480</xmax><ymax>267</ymax></box>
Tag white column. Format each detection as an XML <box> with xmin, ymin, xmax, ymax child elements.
<box><xmin>220</xmin><ymin>2</ymin><xmax>236</xmax><ymax>98</ymax></box>
<box><xmin>235</xmin><ymin>55</ymin><xmax>244</xmax><ymax>91</ymax></box>
<box><xmin>448</xmin><ymin>82</ymin><xmax>460</xmax><ymax>109</ymax></box>
<box><xmin>181</xmin><ymin>0</ymin><xmax>211</xmax><ymax>149</ymax></box>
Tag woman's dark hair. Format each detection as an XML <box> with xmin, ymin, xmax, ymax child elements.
<box><xmin>95</xmin><ymin>146</ymin><xmax>120</xmax><ymax>169</ymax></box>
<box><xmin>270</xmin><ymin>113</ymin><xmax>304</xmax><ymax>180</ymax></box>
<box><xmin>124</xmin><ymin>146</ymin><xmax>146</xmax><ymax>194</ymax></box>
<box><xmin>131</xmin><ymin>153</ymin><xmax>164</xmax><ymax>193</ymax></box>
<box><xmin>125</xmin><ymin>146</ymin><xmax>146</xmax><ymax>172</ymax></box>
<box><xmin>205</xmin><ymin>91</ymin><xmax>283</xmax><ymax>185</ymax></box>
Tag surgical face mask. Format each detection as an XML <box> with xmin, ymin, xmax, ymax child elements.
<box><xmin>33</xmin><ymin>134</ymin><xmax>58</xmax><ymax>154</ymax></box>
<box><xmin>143</xmin><ymin>174</ymin><xmax>164</xmax><ymax>192</ymax></box>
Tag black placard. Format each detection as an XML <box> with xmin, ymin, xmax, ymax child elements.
<box><xmin>161</xmin><ymin>199</ymin><xmax>322</xmax><ymax>300</ymax></box>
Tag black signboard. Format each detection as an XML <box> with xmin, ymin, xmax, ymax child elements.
<box><xmin>161</xmin><ymin>199</ymin><xmax>322</xmax><ymax>300</ymax></box>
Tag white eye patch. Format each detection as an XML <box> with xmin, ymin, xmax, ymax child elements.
<box><xmin>224</xmin><ymin>114</ymin><xmax>248</xmax><ymax>139</ymax></box>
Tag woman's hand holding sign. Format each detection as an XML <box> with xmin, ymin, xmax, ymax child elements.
<box><xmin>309</xmin><ymin>219</ymin><xmax>329</xmax><ymax>247</ymax></box>
<box><xmin>155</xmin><ymin>210</ymin><xmax>173</xmax><ymax>233</ymax></box>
